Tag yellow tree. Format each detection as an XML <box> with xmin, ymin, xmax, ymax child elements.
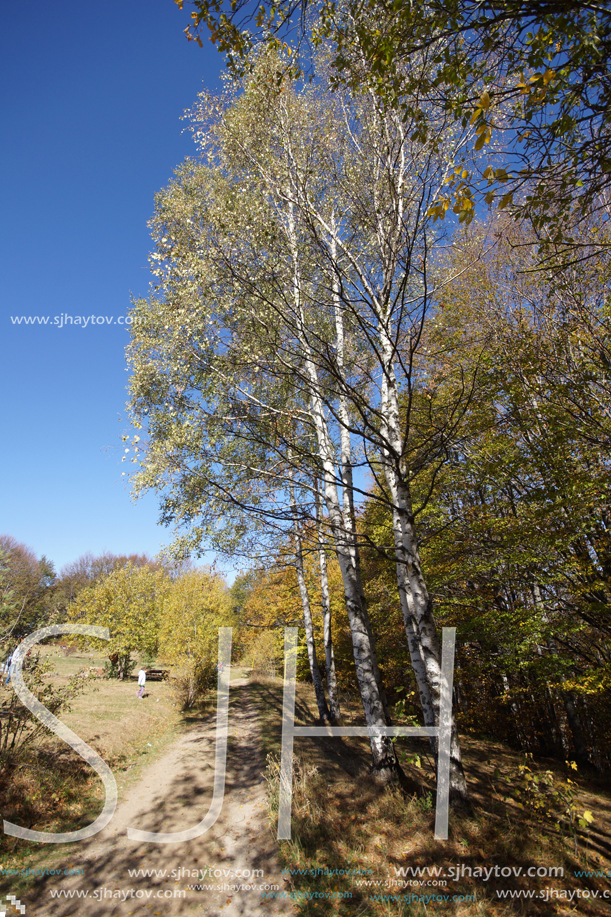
<box><xmin>67</xmin><ymin>563</ymin><xmax>168</xmax><ymax>678</ymax></box>
<box><xmin>239</xmin><ymin>566</ymin><xmax>300</xmax><ymax>678</ymax></box>
<box><xmin>159</xmin><ymin>569</ymin><xmax>234</xmax><ymax>706</ymax></box>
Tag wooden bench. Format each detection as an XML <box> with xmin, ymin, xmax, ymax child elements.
<box><xmin>144</xmin><ymin>668</ymin><xmax>169</xmax><ymax>681</ymax></box>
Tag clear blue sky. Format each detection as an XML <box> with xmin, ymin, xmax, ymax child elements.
<box><xmin>0</xmin><ymin>0</ymin><xmax>231</xmax><ymax>575</ymax></box>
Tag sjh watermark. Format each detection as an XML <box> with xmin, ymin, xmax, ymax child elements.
<box><xmin>9</xmin><ymin>315</ymin><xmax>142</xmax><ymax>328</ymax></box>
<box><xmin>5</xmin><ymin>624</ymin><xmax>456</xmax><ymax>845</ymax></box>
<box><xmin>0</xmin><ymin>894</ymin><xmax>26</xmax><ymax>915</ymax></box>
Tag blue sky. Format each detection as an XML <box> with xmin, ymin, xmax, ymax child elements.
<box><xmin>0</xmin><ymin>0</ymin><xmax>231</xmax><ymax>575</ymax></box>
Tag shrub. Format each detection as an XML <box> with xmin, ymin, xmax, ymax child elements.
<box><xmin>171</xmin><ymin>657</ymin><xmax>217</xmax><ymax>710</ymax></box>
<box><xmin>0</xmin><ymin>653</ymin><xmax>86</xmax><ymax>766</ymax></box>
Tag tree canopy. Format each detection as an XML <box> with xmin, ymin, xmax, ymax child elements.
<box><xmin>66</xmin><ymin>563</ymin><xmax>168</xmax><ymax>678</ymax></box>
<box><xmin>177</xmin><ymin>0</ymin><xmax>611</xmax><ymax>253</ymax></box>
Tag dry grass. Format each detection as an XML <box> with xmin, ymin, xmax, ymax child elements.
<box><xmin>0</xmin><ymin>648</ymin><xmax>183</xmax><ymax>889</ymax></box>
<box><xmin>61</xmin><ymin>672</ymin><xmax>178</xmax><ymax>763</ymax></box>
<box><xmin>249</xmin><ymin>675</ymin><xmax>611</xmax><ymax>917</ymax></box>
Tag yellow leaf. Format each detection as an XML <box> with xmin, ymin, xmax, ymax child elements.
<box><xmin>479</xmin><ymin>90</ymin><xmax>491</xmax><ymax>110</ymax></box>
<box><xmin>469</xmin><ymin>108</ymin><xmax>482</xmax><ymax>126</ymax></box>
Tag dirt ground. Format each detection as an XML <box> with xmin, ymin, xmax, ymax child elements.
<box><xmin>20</xmin><ymin>677</ymin><xmax>293</xmax><ymax>917</ymax></box>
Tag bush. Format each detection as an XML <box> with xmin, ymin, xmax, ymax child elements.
<box><xmin>172</xmin><ymin>657</ymin><xmax>216</xmax><ymax>710</ymax></box>
<box><xmin>493</xmin><ymin>754</ymin><xmax>595</xmax><ymax>853</ymax></box>
<box><xmin>0</xmin><ymin>653</ymin><xmax>86</xmax><ymax>766</ymax></box>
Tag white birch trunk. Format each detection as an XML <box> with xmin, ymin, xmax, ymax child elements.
<box><xmin>295</xmin><ymin>538</ymin><xmax>332</xmax><ymax>725</ymax></box>
<box><xmin>329</xmin><ymin>224</ymin><xmax>391</xmax><ymax>723</ymax></box>
<box><xmin>286</xmin><ymin>203</ymin><xmax>400</xmax><ymax>781</ymax></box>
<box><xmin>288</xmin><ymin>466</ymin><xmax>330</xmax><ymax>723</ymax></box>
<box><xmin>315</xmin><ymin>478</ymin><xmax>341</xmax><ymax>724</ymax></box>
<box><xmin>378</xmin><ymin>326</ymin><xmax>469</xmax><ymax>801</ymax></box>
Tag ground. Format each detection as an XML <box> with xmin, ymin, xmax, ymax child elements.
<box><xmin>8</xmin><ymin>671</ymin><xmax>293</xmax><ymax>917</ymax></box>
<box><xmin>1</xmin><ymin>653</ymin><xmax>610</xmax><ymax>917</ymax></box>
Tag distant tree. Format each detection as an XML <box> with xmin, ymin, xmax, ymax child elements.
<box><xmin>0</xmin><ymin>535</ymin><xmax>55</xmax><ymax>643</ymax></box>
<box><xmin>0</xmin><ymin>546</ymin><xmax>19</xmax><ymax>642</ymax></box>
<box><xmin>229</xmin><ymin>570</ymin><xmax>257</xmax><ymax>619</ymax></box>
<box><xmin>50</xmin><ymin>552</ymin><xmax>159</xmax><ymax>620</ymax></box>
<box><xmin>238</xmin><ymin>565</ymin><xmax>300</xmax><ymax>678</ymax></box>
<box><xmin>159</xmin><ymin>567</ymin><xmax>233</xmax><ymax>663</ymax></box>
<box><xmin>66</xmin><ymin>563</ymin><xmax>168</xmax><ymax>678</ymax></box>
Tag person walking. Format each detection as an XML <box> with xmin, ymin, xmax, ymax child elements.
<box><xmin>137</xmin><ymin>667</ymin><xmax>146</xmax><ymax>698</ymax></box>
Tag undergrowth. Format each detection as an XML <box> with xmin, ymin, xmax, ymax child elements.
<box><xmin>251</xmin><ymin>675</ymin><xmax>611</xmax><ymax>916</ymax></box>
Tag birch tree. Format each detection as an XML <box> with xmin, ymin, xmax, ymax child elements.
<box><xmin>127</xmin><ymin>52</ymin><xmax>474</xmax><ymax>795</ymax></box>
<box><xmin>128</xmin><ymin>65</ymin><xmax>403</xmax><ymax>781</ymax></box>
<box><xmin>192</xmin><ymin>51</ymin><xmax>472</xmax><ymax>798</ymax></box>
<box><xmin>182</xmin><ymin>0</ymin><xmax>611</xmax><ymax>255</ymax></box>
<box><xmin>315</xmin><ymin>479</ymin><xmax>341</xmax><ymax>723</ymax></box>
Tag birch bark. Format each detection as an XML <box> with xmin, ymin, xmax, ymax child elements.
<box><xmin>284</xmin><ymin>200</ymin><xmax>400</xmax><ymax>780</ymax></box>
<box><xmin>315</xmin><ymin>478</ymin><xmax>341</xmax><ymax>724</ymax></box>
<box><xmin>377</xmin><ymin>330</ymin><xmax>468</xmax><ymax>800</ymax></box>
<box><xmin>287</xmin><ymin>462</ymin><xmax>331</xmax><ymax>722</ymax></box>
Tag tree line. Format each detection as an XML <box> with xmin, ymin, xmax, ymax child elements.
<box><xmin>0</xmin><ymin>543</ymin><xmax>234</xmax><ymax>707</ymax></box>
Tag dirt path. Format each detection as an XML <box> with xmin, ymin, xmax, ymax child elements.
<box><xmin>23</xmin><ymin>679</ymin><xmax>293</xmax><ymax>917</ymax></box>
